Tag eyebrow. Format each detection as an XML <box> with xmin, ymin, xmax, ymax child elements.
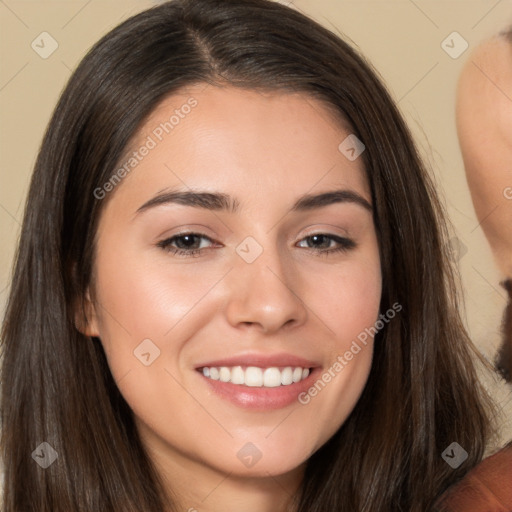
<box><xmin>135</xmin><ymin>188</ymin><xmax>372</xmax><ymax>216</ymax></box>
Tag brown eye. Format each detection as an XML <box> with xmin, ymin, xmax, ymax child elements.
<box><xmin>157</xmin><ymin>233</ymin><xmax>216</xmax><ymax>257</ymax></box>
<box><xmin>297</xmin><ymin>234</ymin><xmax>356</xmax><ymax>254</ymax></box>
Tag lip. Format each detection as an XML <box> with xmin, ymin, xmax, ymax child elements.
<box><xmin>194</xmin><ymin>353</ymin><xmax>320</xmax><ymax>370</ymax></box>
<box><xmin>195</xmin><ymin>353</ymin><xmax>322</xmax><ymax>411</ymax></box>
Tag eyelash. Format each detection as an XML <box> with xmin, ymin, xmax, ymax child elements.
<box><xmin>156</xmin><ymin>232</ymin><xmax>356</xmax><ymax>258</ymax></box>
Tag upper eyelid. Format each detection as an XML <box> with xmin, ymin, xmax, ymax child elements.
<box><xmin>301</xmin><ymin>225</ymin><xmax>351</xmax><ymax>238</ymax></box>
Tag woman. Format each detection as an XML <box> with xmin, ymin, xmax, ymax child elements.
<box><xmin>0</xmin><ymin>0</ymin><xmax>497</xmax><ymax>510</ymax></box>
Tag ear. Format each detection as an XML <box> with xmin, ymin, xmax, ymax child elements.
<box><xmin>74</xmin><ymin>287</ymin><xmax>100</xmax><ymax>338</ymax></box>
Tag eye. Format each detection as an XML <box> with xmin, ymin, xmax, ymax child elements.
<box><xmin>157</xmin><ymin>232</ymin><xmax>356</xmax><ymax>258</ymax></box>
<box><xmin>297</xmin><ymin>233</ymin><xmax>356</xmax><ymax>255</ymax></box>
<box><xmin>157</xmin><ymin>233</ymin><xmax>217</xmax><ymax>257</ymax></box>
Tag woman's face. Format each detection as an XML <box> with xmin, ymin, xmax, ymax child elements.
<box><xmin>84</xmin><ymin>85</ymin><xmax>381</xmax><ymax>481</ymax></box>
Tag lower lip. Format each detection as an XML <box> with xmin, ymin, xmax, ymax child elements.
<box><xmin>198</xmin><ymin>368</ymin><xmax>321</xmax><ymax>410</ymax></box>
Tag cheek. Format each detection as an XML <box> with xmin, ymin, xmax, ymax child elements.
<box><xmin>303</xmin><ymin>250</ymin><xmax>382</xmax><ymax>342</ymax></box>
<box><xmin>325</xmin><ymin>269</ymin><xmax>380</xmax><ymax>329</ymax></box>
<box><xmin>294</xmin><ymin>252</ymin><xmax>381</xmax><ymax>442</ymax></box>
<box><xmin>92</xmin><ymin>248</ymin><xmax>224</xmax><ymax>351</ymax></box>
<box><xmin>90</xmin><ymin>246</ymin><xmax>233</xmax><ymax>422</ymax></box>
<box><xmin>90</xmin><ymin>251</ymin><xmax>221</xmax><ymax>438</ymax></box>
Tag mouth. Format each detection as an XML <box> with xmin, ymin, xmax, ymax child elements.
<box><xmin>194</xmin><ymin>354</ymin><xmax>321</xmax><ymax>410</ymax></box>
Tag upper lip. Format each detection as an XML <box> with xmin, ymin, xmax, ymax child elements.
<box><xmin>195</xmin><ymin>353</ymin><xmax>321</xmax><ymax>369</ymax></box>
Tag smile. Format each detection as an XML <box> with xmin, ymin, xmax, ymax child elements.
<box><xmin>200</xmin><ymin>366</ymin><xmax>310</xmax><ymax>388</ymax></box>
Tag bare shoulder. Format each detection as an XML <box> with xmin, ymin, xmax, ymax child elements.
<box><xmin>456</xmin><ymin>33</ymin><xmax>512</xmax><ymax>278</ymax></box>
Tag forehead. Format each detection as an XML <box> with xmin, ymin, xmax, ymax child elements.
<box><xmin>106</xmin><ymin>84</ymin><xmax>370</xmax><ymax>213</ymax></box>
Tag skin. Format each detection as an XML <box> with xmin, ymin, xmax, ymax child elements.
<box><xmin>81</xmin><ymin>85</ymin><xmax>382</xmax><ymax>512</ymax></box>
<box><xmin>457</xmin><ymin>35</ymin><xmax>512</xmax><ymax>279</ymax></box>
<box><xmin>457</xmin><ymin>35</ymin><xmax>512</xmax><ymax>380</ymax></box>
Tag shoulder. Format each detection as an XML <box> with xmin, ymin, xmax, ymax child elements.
<box><xmin>456</xmin><ymin>33</ymin><xmax>512</xmax><ymax>277</ymax></box>
<box><xmin>457</xmin><ymin>33</ymin><xmax>512</xmax><ymax>121</ymax></box>
<box><xmin>456</xmin><ymin>33</ymin><xmax>512</xmax><ymax>163</ymax></box>
<box><xmin>436</xmin><ymin>442</ymin><xmax>512</xmax><ymax>511</ymax></box>
<box><xmin>456</xmin><ymin>33</ymin><xmax>512</xmax><ymax>159</ymax></box>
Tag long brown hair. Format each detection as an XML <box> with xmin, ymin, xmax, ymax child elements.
<box><xmin>1</xmin><ymin>0</ymin><xmax>496</xmax><ymax>510</ymax></box>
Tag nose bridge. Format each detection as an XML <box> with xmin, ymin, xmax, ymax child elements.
<box><xmin>224</xmin><ymin>234</ymin><xmax>307</xmax><ymax>332</ymax></box>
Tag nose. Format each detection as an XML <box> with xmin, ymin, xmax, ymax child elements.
<box><xmin>223</xmin><ymin>242</ymin><xmax>308</xmax><ymax>334</ymax></box>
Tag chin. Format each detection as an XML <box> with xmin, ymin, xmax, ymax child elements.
<box><xmin>205</xmin><ymin>442</ymin><xmax>312</xmax><ymax>479</ymax></box>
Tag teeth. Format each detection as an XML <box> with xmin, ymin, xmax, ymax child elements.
<box><xmin>281</xmin><ymin>367</ymin><xmax>293</xmax><ymax>385</ymax></box>
<box><xmin>245</xmin><ymin>366</ymin><xmax>263</xmax><ymax>387</ymax></box>
<box><xmin>263</xmin><ymin>367</ymin><xmax>281</xmax><ymax>387</ymax></box>
<box><xmin>231</xmin><ymin>366</ymin><xmax>245</xmax><ymax>385</ymax></box>
<box><xmin>201</xmin><ymin>366</ymin><xmax>310</xmax><ymax>387</ymax></box>
<box><xmin>219</xmin><ymin>367</ymin><xmax>230</xmax><ymax>382</ymax></box>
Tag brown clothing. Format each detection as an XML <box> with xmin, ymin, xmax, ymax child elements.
<box><xmin>436</xmin><ymin>443</ymin><xmax>512</xmax><ymax>511</ymax></box>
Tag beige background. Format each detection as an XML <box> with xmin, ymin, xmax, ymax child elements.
<box><xmin>1</xmin><ymin>0</ymin><xmax>511</xmax><ymax>442</ymax></box>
